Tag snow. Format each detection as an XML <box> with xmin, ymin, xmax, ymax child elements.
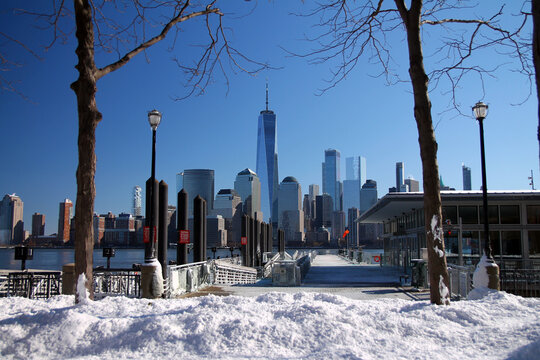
<box><xmin>1</xmin><ymin>291</ymin><xmax>539</xmax><ymax>359</ymax></box>
<box><xmin>76</xmin><ymin>273</ymin><xmax>90</xmax><ymax>305</ymax></box>
<box><xmin>430</xmin><ymin>215</ymin><xmax>444</xmax><ymax>258</ymax></box>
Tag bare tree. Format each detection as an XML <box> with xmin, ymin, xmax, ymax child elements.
<box><xmin>4</xmin><ymin>0</ymin><xmax>265</xmax><ymax>302</ymax></box>
<box><xmin>532</xmin><ymin>0</ymin><xmax>540</xmax><ymax>171</ymax></box>
<box><xmin>298</xmin><ymin>0</ymin><xmax>525</xmax><ymax>305</ymax></box>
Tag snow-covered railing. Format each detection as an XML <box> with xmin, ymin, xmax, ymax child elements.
<box><xmin>262</xmin><ymin>253</ymin><xmax>281</xmax><ymax>278</ymax></box>
<box><xmin>447</xmin><ymin>264</ymin><xmax>474</xmax><ymax>300</ymax></box>
<box><xmin>214</xmin><ymin>261</ymin><xmax>257</xmax><ymax>285</ymax></box>
<box><xmin>5</xmin><ymin>271</ymin><xmax>62</xmax><ymax>299</ymax></box>
<box><xmin>93</xmin><ymin>269</ymin><xmax>141</xmax><ymax>300</ymax></box>
<box><xmin>166</xmin><ymin>261</ymin><xmax>212</xmax><ymax>298</ymax></box>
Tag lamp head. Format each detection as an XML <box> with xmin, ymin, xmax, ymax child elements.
<box><xmin>472</xmin><ymin>102</ymin><xmax>488</xmax><ymax>120</ymax></box>
<box><xmin>148</xmin><ymin>109</ymin><xmax>162</xmax><ymax>130</ymax></box>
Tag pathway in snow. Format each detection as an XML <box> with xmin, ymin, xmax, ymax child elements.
<box><xmin>192</xmin><ymin>254</ymin><xmax>431</xmax><ymax>301</ymax></box>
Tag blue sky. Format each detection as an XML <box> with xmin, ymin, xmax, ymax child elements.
<box><xmin>0</xmin><ymin>1</ymin><xmax>537</xmax><ymax>235</ymax></box>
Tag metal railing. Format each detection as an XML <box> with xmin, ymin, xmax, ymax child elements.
<box><xmin>262</xmin><ymin>253</ymin><xmax>281</xmax><ymax>278</ymax></box>
<box><xmin>500</xmin><ymin>269</ymin><xmax>540</xmax><ymax>298</ymax></box>
<box><xmin>166</xmin><ymin>261</ymin><xmax>212</xmax><ymax>298</ymax></box>
<box><xmin>93</xmin><ymin>268</ymin><xmax>141</xmax><ymax>299</ymax></box>
<box><xmin>447</xmin><ymin>264</ymin><xmax>474</xmax><ymax>300</ymax></box>
<box><xmin>5</xmin><ymin>271</ymin><xmax>62</xmax><ymax>299</ymax></box>
<box><xmin>214</xmin><ymin>261</ymin><xmax>257</xmax><ymax>285</ymax></box>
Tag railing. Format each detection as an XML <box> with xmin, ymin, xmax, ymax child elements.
<box><xmin>262</xmin><ymin>253</ymin><xmax>281</xmax><ymax>278</ymax></box>
<box><xmin>93</xmin><ymin>268</ymin><xmax>141</xmax><ymax>299</ymax></box>
<box><xmin>214</xmin><ymin>261</ymin><xmax>257</xmax><ymax>285</ymax></box>
<box><xmin>167</xmin><ymin>261</ymin><xmax>212</xmax><ymax>298</ymax></box>
<box><xmin>447</xmin><ymin>264</ymin><xmax>474</xmax><ymax>300</ymax></box>
<box><xmin>5</xmin><ymin>271</ymin><xmax>62</xmax><ymax>299</ymax></box>
<box><xmin>500</xmin><ymin>269</ymin><xmax>540</xmax><ymax>298</ymax></box>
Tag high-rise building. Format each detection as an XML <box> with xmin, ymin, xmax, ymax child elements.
<box><xmin>315</xmin><ymin>194</ymin><xmax>333</xmax><ymax>229</ymax></box>
<box><xmin>396</xmin><ymin>162</ymin><xmax>404</xmax><ymax>192</ymax></box>
<box><xmin>348</xmin><ymin>208</ymin><xmax>360</xmax><ymax>247</ymax></box>
<box><xmin>323</xmin><ymin>149</ymin><xmax>341</xmax><ymax>211</ymax></box>
<box><xmin>405</xmin><ymin>177</ymin><xmax>420</xmax><ymax>192</ymax></box>
<box><xmin>463</xmin><ymin>164</ymin><xmax>472</xmax><ymax>190</ymax></box>
<box><xmin>32</xmin><ymin>213</ymin><xmax>45</xmax><ymax>237</ymax></box>
<box><xmin>278</xmin><ymin>176</ymin><xmax>304</xmax><ymax>244</ymax></box>
<box><xmin>256</xmin><ymin>84</ymin><xmax>279</xmax><ymax>224</ymax></box>
<box><xmin>308</xmin><ymin>184</ymin><xmax>319</xmax><ymax>203</ymax></box>
<box><xmin>133</xmin><ymin>186</ymin><xmax>142</xmax><ymax>217</ymax></box>
<box><xmin>212</xmin><ymin>189</ymin><xmax>243</xmax><ymax>246</ymax></box>
<box><xmin>332</xmin><ymin>211</ymin><xmax>346</xmax><ymax>243</ymax></box>
<box><xmin>234</xmin><ymin>168</ymin><xmax>261</xmax><ymax>219</ymax></box>
<box><xmin>343</xmin><ymin>179</ymin><xmax>360</xmax><ymax>219</ymax></box>
<box><xmin>58</xmin><ymin>199</ymin><xmax>73</xmax><ymax>243</ymax></box>
<box><xmin>346</xmin><ymin>157</ymin><xmax>358</xmax><ymax>181</ymax></box>
<box><xmin>0</xmin><ymin>194</ymin><xmax>24</xmax><ymax>245</ymax></box>
<box><xmin>181</xmin><ymin>169</ymin><xmax>215</xmax><ymax>216</ymax></box>
<box><xmin>360</xmin><ymin>180</ymin><xmax>378</xmax><ymax>214</ymax></box>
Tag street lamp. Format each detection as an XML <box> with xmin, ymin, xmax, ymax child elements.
<box><xmin>146</xmin><ymin>109</ymin><xmax>162</xmax><ymax>262</ymax></box>
<box><xmin>472</xmin><ymin>101</ymin><xmax>499</xmax><ymax>290</ymax></box>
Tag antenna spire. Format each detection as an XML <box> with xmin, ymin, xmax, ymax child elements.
<box><xmin>265</xmin><ymin>80</ymin><xmax>269</xmax><ymax>111</ymax></box>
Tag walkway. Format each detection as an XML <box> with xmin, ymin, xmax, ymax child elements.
<box><xmin>189</xmin><ymin>254</ymin><xmax>431</xmax><ymax>301</ymax></box>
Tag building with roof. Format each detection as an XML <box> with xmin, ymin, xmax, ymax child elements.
<box><xmin>359</xmin><ymin>191</ymin><xmax>540</xmax><ymax>270</ymax></box>
<box><xmin>0</xmin><ymin>194</ymin><xmax>24</xmax><ymax>245</ymax></box>
<box><xmin>180</xmin><ymin>169</ymin><xmax>215</xmax><ymax>216</ymax></box>
<box><xmin>278</xmin><ymin>176</ymin><xmax>304</xmax><ymax>245</ymax></box>
<box><xmin>234</xmin><ymin>168</ymin><xmax>261</xmax><ymax>220</ymax></box>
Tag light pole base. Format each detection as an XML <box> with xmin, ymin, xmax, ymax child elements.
<box><xmin>141</xmin><ymin>260</ymin><xmax>164</xmax><ymax>299</ymax></box>
<box><xmin>472</xmin><ymin>255</ymin><xmax>500</xmax><ymax>291</ymax></box>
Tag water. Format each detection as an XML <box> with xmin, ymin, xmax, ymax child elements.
<box><xmin>0</xmin><ymin>247</ymin><xmax>384</xmax><ymax>271</ymax></box>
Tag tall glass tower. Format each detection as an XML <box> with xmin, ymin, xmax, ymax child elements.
<box><xmin>322</xmin><ymin>149</ymin><xmax>341</xmax><ymax>211</ymax></box>
<box><xmin>256</xmin><ymin>84</ymin><xmax>279</xmax><ymax>223</ymax></box>
<box><xmin>462</xmin><ymin>164</ymin><xmax>472</xmax><ymax>190</ymax></box>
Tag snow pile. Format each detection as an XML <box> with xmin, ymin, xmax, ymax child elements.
<box><xmin>1</xmin><ymin>291</ymin><xmax>539</xmax><ymax>359</ymax></box>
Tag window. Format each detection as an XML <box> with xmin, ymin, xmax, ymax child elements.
<box><xmin>442</xmin><ymin>206</ymin><xmax>457</xmax><ymax>225</ymax></box>
<box><xmin>529</xmin><ymin>231</ymin><xmax>540</xmax><ymax>256</ymax></box>
<box><xmin>527</xmin><ymin>205</ymin><xmax>540</xmax><ymax>224</ymax></box>
<box><xmin>501</xmin><ymin>231</ymin><xmax>521</xmax><ymax>256</ymax></box>
<box><xmin>481</xmin><ymin>231</ymin><xmax>501</xmax><ymax>256</ymax></box>
<box><xmin>462</xmin><ymin>231</ymin><xmax>480</xmax><ymax>255</ymax></box>
<box><xmin>500</xmin><ymin>205</ymin><xmax>520</xmax><ymax>224</ymax></box>
<box><xmin>479</xmin><ymin>205</ymin><xmax>499</xmax><ymax>224</ymax></box>
<box><xmin>459</xmin><ymin>206</ymin><xmax>478</xmax><ymax>224</ymax></box>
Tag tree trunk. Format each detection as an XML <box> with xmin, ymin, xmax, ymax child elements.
<box><xmin>71</xmin><ymin>0</ymin><xmax>101</xmax><ymax>302</ymax></box>
<box><xmin>533</xmin><ymin>0</ymin><xmax>540</xmax><ymax>172</ymax></box>
<box><xmin>398</xmin><ymin>0</ymin><xmax>450</xmax><ymax>305</ymax></box>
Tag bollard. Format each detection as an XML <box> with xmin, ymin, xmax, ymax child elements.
<box><xmin>241</xmin><ymin>214</ymin><xmax>249</xmax><ymax>267</ymax></box>
<box><xmin>145</xmin><ymin>178</ymin><xmax>159</xmax><ymax>261</ymax></box>
<box><xmin>158</xmin><ymin>180</ymin><xmax>168</xmax><ymax>279</ymax></box>
<box><xmin>177</xmin><ymin>189</ymin><xmax>189</xmax><ymax>265</ymax></box>
<box><xmin>62</xmin><ymin>263</ymin><xmax>76</xmax><ymax>295</ymax></box>
<box><xmin>193</xmin><ymin>195</ymin><xmax>207</xmax><ymax>263</ymax></box>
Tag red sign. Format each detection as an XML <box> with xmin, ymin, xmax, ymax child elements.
<box><xmin>143</xmin><ymin>226</ymin><xmax>157</xmax><ymax>243</ymax></box>
<box><xmin>178</xmin><ymin>230</ymin><xmax>190</xmax><ymax>244</ymax></box>
<box><xmin>241</xmin><ymin>236</ymin><xmax>247</xmax><ymax>245</ymax></box>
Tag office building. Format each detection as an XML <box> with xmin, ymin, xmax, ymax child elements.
<box><xmin>58</xmin><ymin>199</ymin><xmax>73</xmax><ymax>243</ymax></box>
<box><xmin>347</xmin><ymin>208</ymin><xmax>360</xmax><ymax>248</ymax></box>
<box><xmin>405</xmin><ymin>177</ymin><xmax>420</xmax><ymax>192</ymax></box>
<box><xmin>360</xmin><ymin>180</ymin><xmax>378</xmax><ymax>214</ymax></box>
<box><xmin>278</xmin><ymin>176</ymin><xmax>304</xmax><ymax>245</ymax></box>
<box><xmin>207</xmin><ymin>215</ymin><xmax>227</xmax><ymax>248</ymax></box>
<box><xmin>212</xmin><ymin>189</ymin><xmax>243</xmax><ymax>246</ymax></box>
<box><xmin>343</xmin><ymin>179</ymin><xmax>360</xmax><ymax>219</ymax></box>
<box><xmin>323</xmin><ymin>149</ymin><xmax>342</xmax><ymax>211</ymax></box>
<box><xmin>308</xmin><ymin>184</ymin><xmax>319</xmax><ymax>203</ymax></box>
<box><xmin>346</xmin><ymin>156</ymin><xmax>367</xmax><ymax>186</ymax></box>
<box><xmin>234</xmin><ymin>168</ymin><xmax>261</xmax><ymax>219</ymax></box>
<box><xmin>93</xmin><ymin>214</ymin><xmax>105</xmax><ymax>246</ymax></box>
<box><xmin>332</xmin><ymin>210</ymin><xmax>346</xmax><ymax>243</ymax></box>
<box><xmin>463</xmin><ymin>164</ymin><xmax>472</xmax><ymax>191</ymax></box>
<box><xmin>396</xmin><ymin>162</ymin><xmax>404</xmax><ymax>192</ymax></box>
<box><xmin>0</xmin><ymin>194</ymin><xmax>24</xmax><ymax>245</ymax></box>
<box><xmin>180</xmin><ymin>169</ymin><xmax>215</xmax><ymax>216</ymax></box>
<box><xmin>32</xmin><ymin>213</ymin><xmax>45</xmax><ymax>237</ymax></box>
<box><xmin>315</xmin><ymin>194</ymin><xmax>333</xmax><ymax>229</ymax></box>
<box><xmin>256</xmin><ymin>84</ymin><xmax>279</xmax><ymax>224</ymax></box>
<box><xmin>132</xmin><ymin>186</ymin><xmax>142</xmax><ymax>217</ymax></box>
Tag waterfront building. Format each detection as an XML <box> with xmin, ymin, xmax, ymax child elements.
<box><xmin>93</xmin><ymin>214</ymin><xmax>105</xmax><ymax>246</ymax></box>
<box><xmin>133</xmin><ymin>186</ymin><xmax>142</xmax><ymax>217</ymax></box>
<box><xmin>396</xmin><ymin>162</ymin><xmax>404</xmax><ymax>192</ymax></box>
<box><xmin>256</xmin><ymin>85</ymin><xmax>279</xmax><ymax>224</ymax></box>
<box><xmin>323</xmin><ymin>149</ymin><xmax>342</xmax><ymax>211</ymax></box>
<box><xmin>58</xmin><ymin>199</ymin><xmax>73</xmax><ymax>244</ymax></box>
<box><xmin>463</xmin><ymin>164</ymin><xmax>472</xmax><ymax>191</ymax></box>
<box><xmin>278</xmin><ymin>176</ymin><xmax>304</xmax><ymax>245</ymax></box>
<box><xmin>0</xmin><ymin>194</ymin><xmax>24</xmax><ymax>245</ymax></box>
<box><xmin>234</xmin><ymin>168</ymin><xmax>261</xmax><ymax>219</ymax></box>
<box><xmin>180</xmin><ymin>169</ymin><xmax>215</xmax><ymax>216</ymax></box>
<box><xmin>359</xmin><ymin>190</ymin><xmax>540</xmax><ymax>270</ymax></box>
<box><xmin>32</xmin><ymin>213</ymin><xmax>45</xmax><ymax>237</ymax></box>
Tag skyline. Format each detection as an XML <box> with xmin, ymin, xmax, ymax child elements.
<box><xmin>0</xmin><ymin>1</ymin><xmax>538</xmax><ymax>234</ymax></box>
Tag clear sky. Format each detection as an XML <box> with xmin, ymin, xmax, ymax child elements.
<box><xmin>0</xmin><ymin>1</ymin><xmax>537</xmax><ymax>235</ymax></box>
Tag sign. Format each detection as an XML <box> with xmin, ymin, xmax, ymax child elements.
<box><xmin>241</xmin><ymin>236</ymin><xmax>247</xmax><ymax>245</ymax></box>
<box><xmin>178</xmin><ymin>229</ymin><xmax>190</xmax><ymax>244</ymax></box>
<box><xmin>143</xmin><ymin>226</ymin><xmax>157</xmax><ymax>243</ymax></box>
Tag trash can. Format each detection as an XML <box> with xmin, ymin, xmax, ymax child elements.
<box><xmin>411</xmin><ymin>259</ymin><xmax>427</xmax><ymax>288</ymax></box>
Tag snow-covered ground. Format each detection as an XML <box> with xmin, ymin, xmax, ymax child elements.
<box><xmin>1</xmin><ymin>290</ymin><xmax>539</xmax><ymax>359</ymax></box>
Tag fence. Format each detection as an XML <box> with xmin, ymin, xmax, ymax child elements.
<box><xmin>447</xmin><ymin>264</ymin><xmax>474</xmax><ymax>300</ymax></box>
<box><xmin>166</xmin><ymin>261</ymin><xmax>212</xmax><ymax>298</ymax></box>
<box><xmin>4</xmin><ymin>271</ymin><xmax>62</xmax><ymax>299</ymax></box>
<box><xmin>500</xmin><ymin>269</ymin><xmax>540</xmax><ymax>298</ymax></box>
<box><xmin>93</xmin><ymin>268</ymin><xmax>141</xmax><ymax>299</ymax></box>
<box><xmin>214</xmin><ymin>261</ymin><xmax>257</xmax><ymax>285</ymax></box>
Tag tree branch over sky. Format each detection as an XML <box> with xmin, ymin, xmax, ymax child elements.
<box><xmin>297</xmin><ymin>0</ymin><xmax>527</xmax><ymax>305</ymax></box>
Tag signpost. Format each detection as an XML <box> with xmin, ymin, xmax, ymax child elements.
<box><xmin>179</xmin><ymin>229</ymin><xmax>190</xmax><ymax>244</ymax></box>
<box><xmin>143</xmin><ymin>226</ymin><xmax>157</xmax><ymax>244</ymax></box>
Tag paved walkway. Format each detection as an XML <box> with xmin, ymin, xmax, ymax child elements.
<box><xmin>189</xmin><ymin>254</ymin><xmax>431</xmax><ymax>301</ymax></box>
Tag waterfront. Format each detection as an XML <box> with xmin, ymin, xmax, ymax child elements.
<box><xmin>0</xmin><ymin>248</ymin><xmax>383</xmax><ymax>271</ymax></box>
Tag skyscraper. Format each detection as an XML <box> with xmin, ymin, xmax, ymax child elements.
<box><xmin>323</xmin><ymin>149</ymin><xmax>341</xmax><ymax>211</ymax></box>
<box><xmin>32</xmin><ymin>213</ymin><xmax>45</xmax><ymax>237</ymax></box>
<box><xmin>256</xmin><ymin>84</ymin><xmax>279</xmax><ymax>224</ymax></box>
<box><xmin>234</xmin><ymin>168</ymin><xmax>261</xmax><ymax>219</ymax></box>
<box><xmin>278</xmin><ymin>176</ymin><xmax>304</xmax><ymax>244</ymax></box>
<box><xmin>58</xmin><ymin>199</ymin><xmax>73</xmax><ymax>243</ymax></box>
<box><xmin>360</xmin><ymin>180</ymin><xmax>378</xmax><ymax>214</ymax></box>
<box><xmin>404</xmin><ymin>177</ymin><xmax>420</xmax><ymax>192</ymax></box>
<box><xmin>463</xmin><ymin>164</ymin><xmax>472</xmax><ymax>190</ymax></box>
<box><xmin>346</xmin><ymin>157</ymin><xmax>359</xmax><ymax>181</ymax></box>
<box><xmin>308</xmin><ymin>184</ymin><xmax>319</xmax><ymax>202</ymax></box>
<box><xmin>133</xmin><ymin>186</ymin><xmax>142</xmax><ymax>217</ymax></box>
<box><xmin>0</xmin><ymin>194</ymin><xmax>24</xmax><ymax>245</ymax></box>
<box><xmin>343</xmin><ymin>179</ymin><xmax>360</xmax><ymax>216</ymax></box>
<box><xmin>181</xmin><ymin>169</ymin><xmax>215</xmax><ymax>216</ymax></box>
<box><xmin>396</xmin><ymin>162</ymin><xmax>404</xmax><ymax>192</ymax></box>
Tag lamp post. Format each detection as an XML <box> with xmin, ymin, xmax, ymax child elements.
<box><xmin>145</xmin><ymin>109</ymin><xmax>162</xmax><ymax>262</ymax></box>
<box><xmin>472</xmin><ymin>101</ymin><xmax>499</xmax><ymax>290</ymax></box>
